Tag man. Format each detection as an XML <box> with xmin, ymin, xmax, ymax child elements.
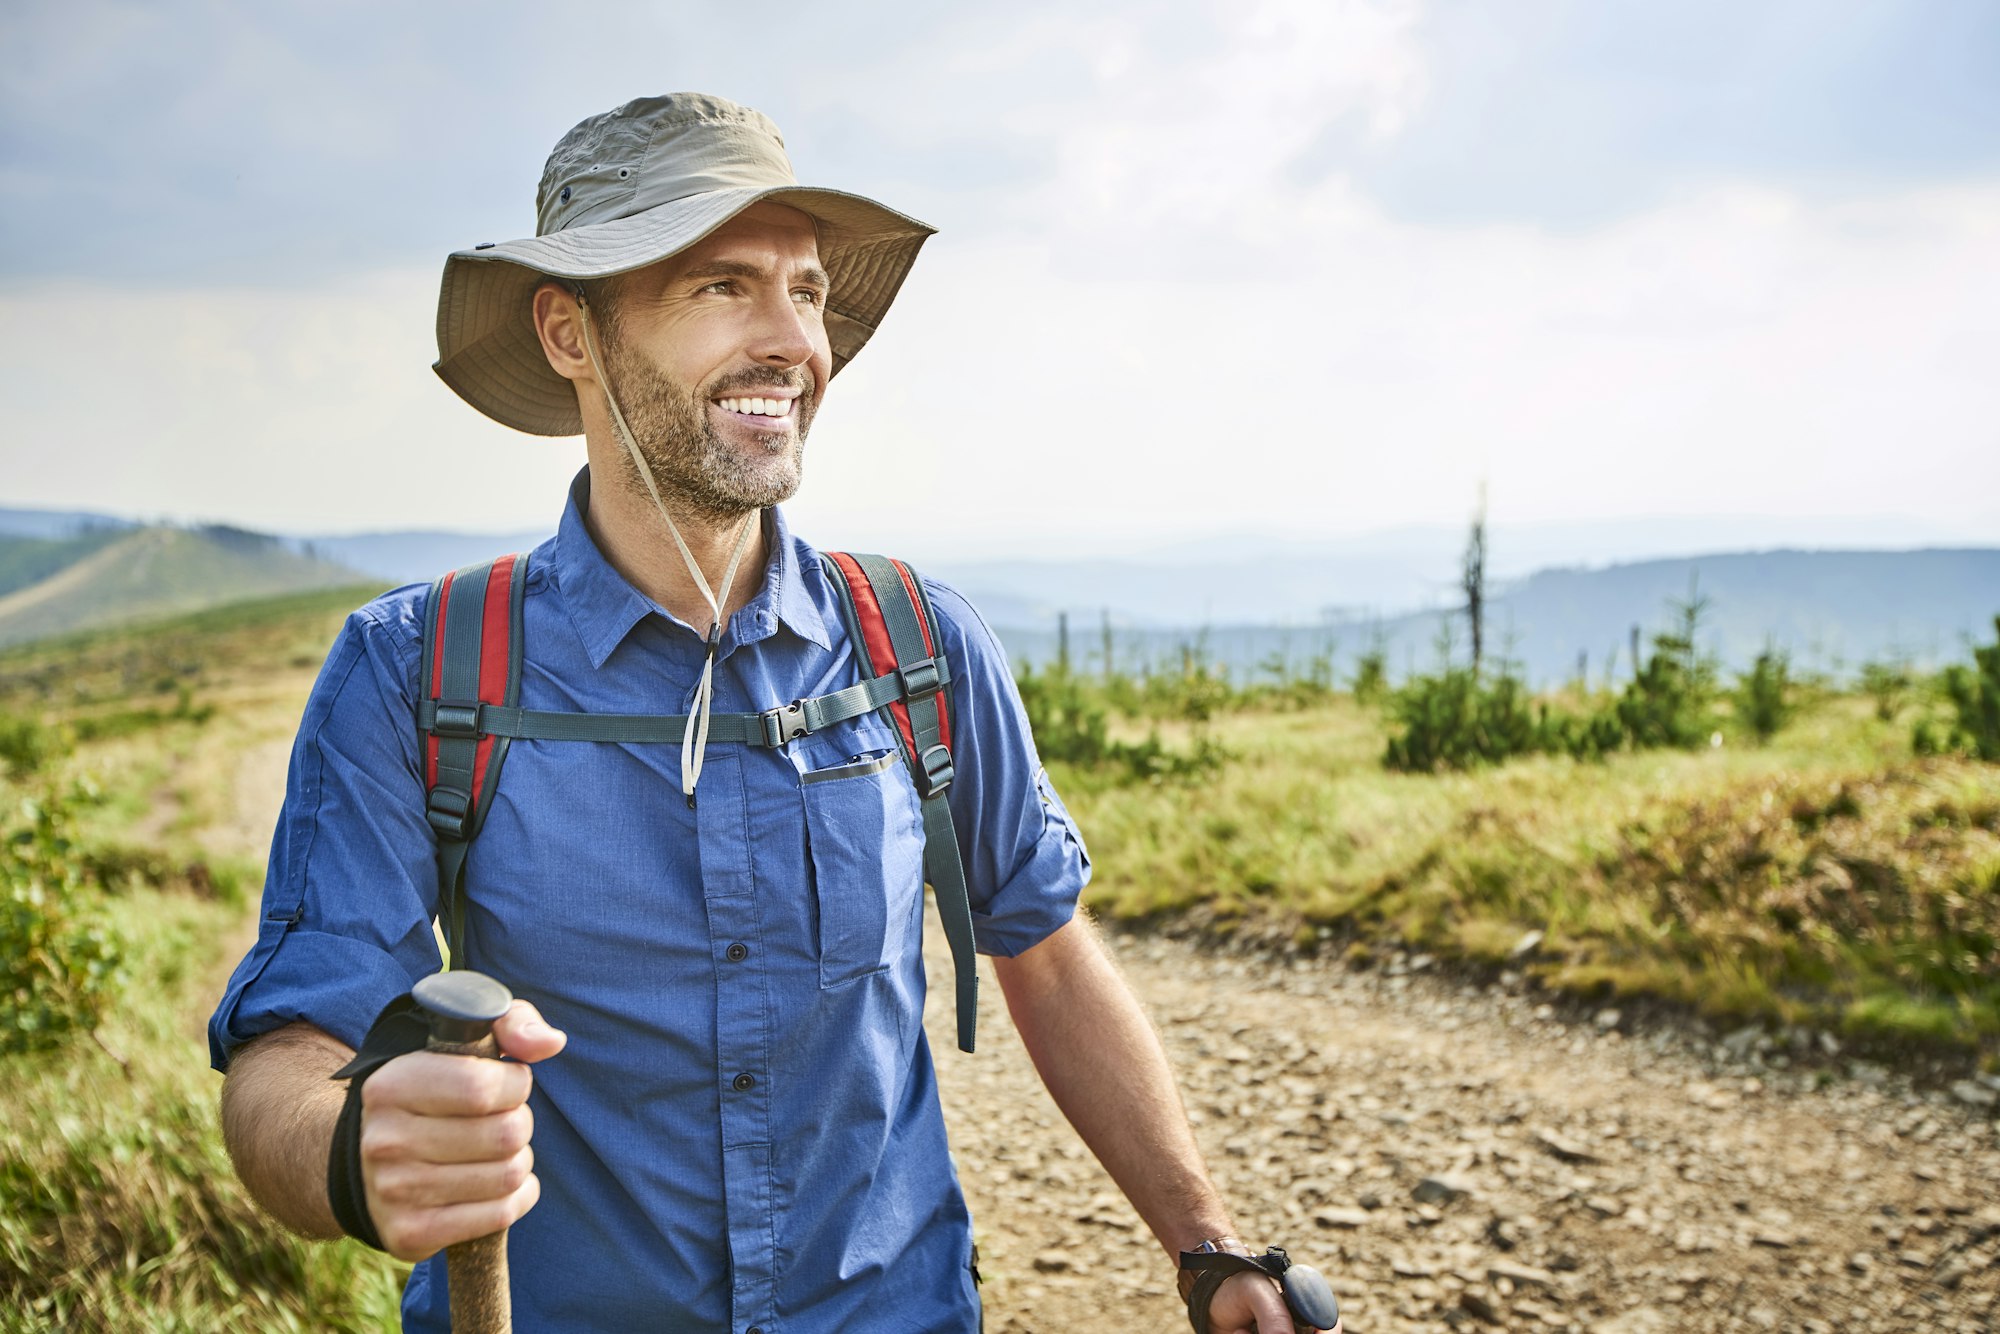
<box><xmin>210</xmin><ymin>93</ymin><xmax>1333</xmax><ymax>1333</ymax></box>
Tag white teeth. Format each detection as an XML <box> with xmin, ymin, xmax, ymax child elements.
<box><xmin>716</xmin><ymin>396</ymin><xmax>792</xmax><ymax>417</ymax></box>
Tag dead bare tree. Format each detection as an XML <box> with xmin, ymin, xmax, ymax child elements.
<box><xmin>1461</xmin><ymin>484</ymin><xmax>1488</xmax><ymax>677</ymax></box>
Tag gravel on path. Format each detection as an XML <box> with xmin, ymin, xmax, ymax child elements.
<box><xmin>929</xmin><ymin>921</ymin><xmax>2000</xmax><ymax>1333</ymax></box>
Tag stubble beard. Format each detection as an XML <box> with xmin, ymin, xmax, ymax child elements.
<box><xmin>603</xmin><ymin>337</ymin><xmax>815</xmax><ymax>525</ymax></box>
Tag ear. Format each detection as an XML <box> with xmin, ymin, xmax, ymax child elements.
<box><xmin>532</xmin><ymin>281</ymin><xmax>592</xmax><ymax>384</ymax></box>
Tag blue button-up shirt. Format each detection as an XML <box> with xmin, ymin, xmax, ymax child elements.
<box><xmin>209</xmin><ymin>470</ymin><xmax>1089</xmax><ymax>1333</ymax></box>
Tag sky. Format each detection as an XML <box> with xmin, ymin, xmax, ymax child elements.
<box><xmin>2</xmin><ymin>0</ymin><xmax>1997</xmax><ymax>559</ymax></box>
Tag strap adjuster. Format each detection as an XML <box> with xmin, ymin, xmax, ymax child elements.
<box><xmin>898</xmin><ymin>656</ymin><xmax>943</xmax><ymax>702</ymax></box>
<box><xmin>426</xmin><ymin>785</ymin><xmax>473</xmax><ymax>839</ymax></box>
<box><xmin>915</xmin><ymin>743</ymin><xmax>954</xmax><ymax>798</ymax></box>
<box><xmin>759</xmin><ymin>700</ymin><xmax>810</xmax><ymax>747</ymax></box>
<box><xmin>431</xmin><ymin>700</ymin><xmax>482</xmax><ymax>739</ymax></box>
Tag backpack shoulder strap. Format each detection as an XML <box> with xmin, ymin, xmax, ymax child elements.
<box><xmin>417</xmin><ymin>552</ymin><xmax>529</xmax><ymax>967</ymax></box>
<box><xmin>821</xmin><ymin>552</ymin><xmax>979</xmax><ymax>1053</ymax></box>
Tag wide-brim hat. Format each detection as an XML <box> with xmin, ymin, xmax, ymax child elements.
<box><xmin>434</xmin><ymin>93</ymin><xmax>936</xmax><ymax>437</ymax></box>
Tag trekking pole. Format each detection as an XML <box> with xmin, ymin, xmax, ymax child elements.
<box><xmin>412</xmin><ymin>971</ymin><xmax>516</xmax><ymax>1334</ymax></box>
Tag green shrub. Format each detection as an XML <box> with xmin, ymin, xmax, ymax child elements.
<box><xmin>1350</xmin><ymin>644</ymin><xmax>1389</xmax><ymax>706</ymax></box>
<box><xmin>1939</xmin><ymin>618</ymin><xmax>2000</xmax><ymax>762</ymax></box>
<box><xmin>1858</xmin><ymin>659</ymin><xmax>1911</xmax><ymax>722</ymax></box>
<box><xmin>0</xmin><ymin>712</ymin><xmax>57</xmax><ymax>778</ymax></box>
<box><xmin>1733</xmin><ymin>647</ymin><xmax>1796</xmax><ymax>744</ymax></box>
<box><xmin>1017</xmin><ymin>663</ymin><xmax>1224</xmax><ymax>784</ymax></box>
<box><xmin>1383</xmin><ymin>664</ymin><xmax>1541</xmax><ymax>772</ymax></box>
<box><xmin>1913</xmin><ymin>619</ymin><xmax>2000</xmax><ymax>762</ymax></box>
<box><xmin>1613</xmin><ymin>598</ymin><xmax>1719</xmax><ymax>750</ymax></box>
<box><xmin>1016</xmin><ymin>662</ymin><xmax>1113</xmax><ymax>766</ymax></box>
<box><xmin>1535</xmin><ymin>701</ymin><xmax>1628</xmax><ymax>762</ymax></box>
<box><xmin>2</xmin><ymin>788</ymin><xmax>125</xmax><ymax>1054</ymax></box>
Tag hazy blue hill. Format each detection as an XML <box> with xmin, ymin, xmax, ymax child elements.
<box><xmin>1472</xmin><ymin>549</ymin><xmax>2000</xmax><ymax>679</ymax></box>
<box><xmin>0</xmin><ymin>505</ymin><xmax>1990</xmax><ymax>682</ymax></box>
<box><xmin>0</xmin><ymin>507</ymin><xmax>137</xmax><ymax>540</ymax></box>
<box><xmin>990</xmin><ymin>548</ymin><xmax>2000</xmax><ymax>685</ymax></box>
<box><xmin>0</xmin><ymin>530</ymin><xmax>129</xmax><ymax>599</ymax></box>
<box><xmin>0</xmin><ymin>525</ymin><xmax>371</xmax><ymax>649</ymax></box>
<box><xmin>295</xmin><ymin>529</ymin><xmax>555</xmax><ymax>583</ymax></box>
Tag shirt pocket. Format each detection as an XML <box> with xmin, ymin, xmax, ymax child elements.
<box><xmin>800</xmin><ymin>747</ymin><xmax>926</xmax><ymax>988</ymax></box>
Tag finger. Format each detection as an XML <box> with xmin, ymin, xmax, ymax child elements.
<box><xmin>1243</xmin><ymin>1278</ymin><xmax>1294</xmax><ymax>1333</ymax></box>
<box><xmin>364</xmin><ymin>1103</ymin><xmax>534</xmax><ymax>1167</ymax></box>
<box><xmin>363</xmin><ymin>1049</ymin><xmax>534</xmax><ymax>1116</ymax></box>
<box><xmin>494</xmin><ymin>999</ymin><xmax>567</xmax><ymax>1062</ymax></box>
<box><xmin>376</xmin><ymin>1170</ymin><xmax>541</xmax><ymax>1263</ymax></box>
<box><xmin>369</xmin><ymin>1145</ymin><xmax>534</xmax><ymax>1212</ymax></box>
<box><xmin>1208</xmin><ymin>1272</ymin><xmax>1291</xmax><ymax>1334</ymax></box>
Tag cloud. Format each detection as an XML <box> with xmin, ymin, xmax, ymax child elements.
<box><xmin>4</xmin><ymin>177</ymin><xmax>1995</xmax><ymax>548</ymax></box>
<box><xmin>810</xmin><ymin>177</ymin><xmax>2000</xmax><ymax>550</ymax></box>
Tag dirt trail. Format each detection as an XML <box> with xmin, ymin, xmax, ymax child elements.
<box><xmin>205</xmin><ymin>745</ymin><xmax>1998</xmax><ymax>1330</ymax></box>
<box><xmin>929</xmin><ymin>926</ymin><xmax>2000</xmax><ymax>1333</ymax></box>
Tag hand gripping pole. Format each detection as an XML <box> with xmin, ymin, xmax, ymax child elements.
<box><xmin>413</xmin><ymin>971</ymin><xmax>516</xmax><ymax>1334</ymax></box>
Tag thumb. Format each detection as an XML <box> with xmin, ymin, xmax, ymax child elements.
<box><xmin>494</xmin><ymin>999</ymin><xmax>568</xmax><ymax>1063</ymax></box>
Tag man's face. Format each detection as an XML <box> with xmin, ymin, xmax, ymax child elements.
<box><xmin>590</xmin><ymin>202</ymin><xmax>834</xmax><ymax>520</ymax></box>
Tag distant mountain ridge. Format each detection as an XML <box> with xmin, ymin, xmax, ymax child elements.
<box><xmin>0</xmin><ymin>507</ymin><xmax>138</xmax><ymax>541</ymax></box>
<box><xmin>295</xmin><ymin>529</ymin><xmax>554</xmax><ymax>586</ymax></box>
<box><xmin>0</xmin><ymin>525</ymin><xmax>372</xmax><ymax>649</ymax></box>
<box><xmin>988</xmin><ymin>548</ymin><xmax>2000</xmax><ymax>684</ymax></box>
<box><xmin>0</xmin><ymin>505</ymin><xmax>1990</xmax><ymax>680</ymax></box>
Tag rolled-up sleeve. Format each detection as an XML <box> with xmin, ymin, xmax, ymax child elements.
<box><xmin>208</xmin><ymin>595</ymin><xmax>443</xmax><ymax>1071</ymax></box>
<box><xmin>924</xmin><ymin>580</ymin><xmax>1090</xmax><ymax>958</ymax></box>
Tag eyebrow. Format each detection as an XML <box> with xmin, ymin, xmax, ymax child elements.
<box><xmin>682</xmin><ymin>259</ymin><xmax>832</xmax><ymax>290</ymax></box>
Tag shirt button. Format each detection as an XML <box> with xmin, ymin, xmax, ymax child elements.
<box><xmin>732</xmin><ymin>1072</ymin><xmax>756</xmax><ymax>1092</ymax></box>
<box><xmin>726</xmin><ymin>942</ymin><xmax>749</xmax><ymax>963</ymax></box>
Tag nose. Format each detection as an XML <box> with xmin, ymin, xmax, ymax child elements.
<box><xmin>746</xmin><ymin>285</ymin><xmax>820</xmax><ymax>370</ymax></box>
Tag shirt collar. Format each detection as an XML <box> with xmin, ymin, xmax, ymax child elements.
<box><xmin>551</xmin><ymin>468</ymin><xmax>829</xmax><ymax>670</ymax></box>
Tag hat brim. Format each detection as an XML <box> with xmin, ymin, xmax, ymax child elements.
<box><xmin>434</xmin><ymin>186</ymin><xmax>935</xmax><ymax>437</ymax></box>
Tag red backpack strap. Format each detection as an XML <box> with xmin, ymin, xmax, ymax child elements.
<box><xmin>822</xmin><ymin>552</ymin><xmax>978</xmax><ymax>1053</ymax></box>
<box><xmin>417</xmin><ymin>553</ymin><xmax>528</xmax><ymax>966</ymax></box>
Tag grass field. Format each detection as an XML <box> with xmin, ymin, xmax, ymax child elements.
<box><xmin>0</xmin><ymin>587</ymin><xmax>412</xmax><ymax>1329</ymax></box>
<box><xmin>1062</xmin><ymin>697</ymin><xmax>2000</xmax><ymax>1053</ymax></box>
<box><xmin>1</xmin><ymin>585</ymin><xmax>1995</xmax><ymax>1327</ymax></box>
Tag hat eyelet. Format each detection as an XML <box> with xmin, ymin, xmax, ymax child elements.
<box><xmin>618</xmin><ymin>167</ymin><xmax>630</xmax><ymax>180</ymax></box>
<box><xmin>559</xmin><ymin>185</ymin><xmax>572</xmax><ymax>204</ymax></box>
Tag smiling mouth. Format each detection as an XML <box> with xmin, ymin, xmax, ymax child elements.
<box><xmin>712</xmin><ymin>395</ymin><xmax>797</xmax><ymax>421</ymax></box>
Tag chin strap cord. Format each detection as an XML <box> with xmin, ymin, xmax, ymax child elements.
<box><xmin>577</xmin><ymin>294</ymin><xmax>758</xmax><ymax>802</ymax></box>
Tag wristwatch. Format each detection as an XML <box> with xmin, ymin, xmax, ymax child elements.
<box><xmin>1177</xmin><ymin>1235</ymin><xmax>1254</xmax><ymax>1303</ymax></box>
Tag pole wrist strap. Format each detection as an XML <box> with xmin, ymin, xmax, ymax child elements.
<box><xmin>325</xmin><ymin>993</ymin><xmax>431</xmax><ymax>1251</ymax></box>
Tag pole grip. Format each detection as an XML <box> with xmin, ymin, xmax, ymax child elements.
<box><xmin>413</xmin><ymin>972</ymin><xmax>515</xmax><ymax>1334</ymax></box>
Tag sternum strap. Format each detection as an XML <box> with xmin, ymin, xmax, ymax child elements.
<box><xmin>416</xmin><ymin>662</ymin><xmax>948</xmax><ymax>746</ymax></box>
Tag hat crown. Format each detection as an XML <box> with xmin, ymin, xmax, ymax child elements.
<box><xmin>535</xmin><ymin>93</ymin><xmax>798</xmax><ymax>237</ymax></box>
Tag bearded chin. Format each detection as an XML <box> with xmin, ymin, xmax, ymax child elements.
<box><xmin>607</xmin><ymin>345</ymin><xmax>810</xmax><ymax>521</ymax></box>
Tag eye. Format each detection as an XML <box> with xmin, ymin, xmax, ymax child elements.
<box><xmin>793</xmin><ymin>287</ymin><xmax>826</xmax><ymax>308</ymax></box>
<box><xmin>701</xmin><ymin>279</ymin><xmax>735</xmax><ymax>295</ymax></box>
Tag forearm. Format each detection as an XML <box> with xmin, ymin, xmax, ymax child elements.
<box><xmin>993</xmin><ymin>914</ymin><xmax>1233</xmax><ymax>1259</ymax></box>
<box><xmin>219</xmin><ymin>1020</ymin><xmax>355</xmax><ymax>1239</ymax></box>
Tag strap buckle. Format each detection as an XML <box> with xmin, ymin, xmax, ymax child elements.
<box><xmin>915</xmin><ymin>743</ymin><xmax>954</xmax><ymax>798</ymax></box>
<box><xmin>430</xmin><ymin>699</ymin><xmax>482</xmax><ymax>740</ymax></box>
<box><xmin>898</xmin><ymin>656</ymin><xmax>943</xmax><ymax>702</ymax></box>
<box><xmin>426</xmin><ymin>785</ymin><xmax>473</xmax><ymax>840</ymax></box>
<box><xmin>759</xmin><ymin>700</ymin><xmax>810</xmax><ymax>747</ymax></box>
